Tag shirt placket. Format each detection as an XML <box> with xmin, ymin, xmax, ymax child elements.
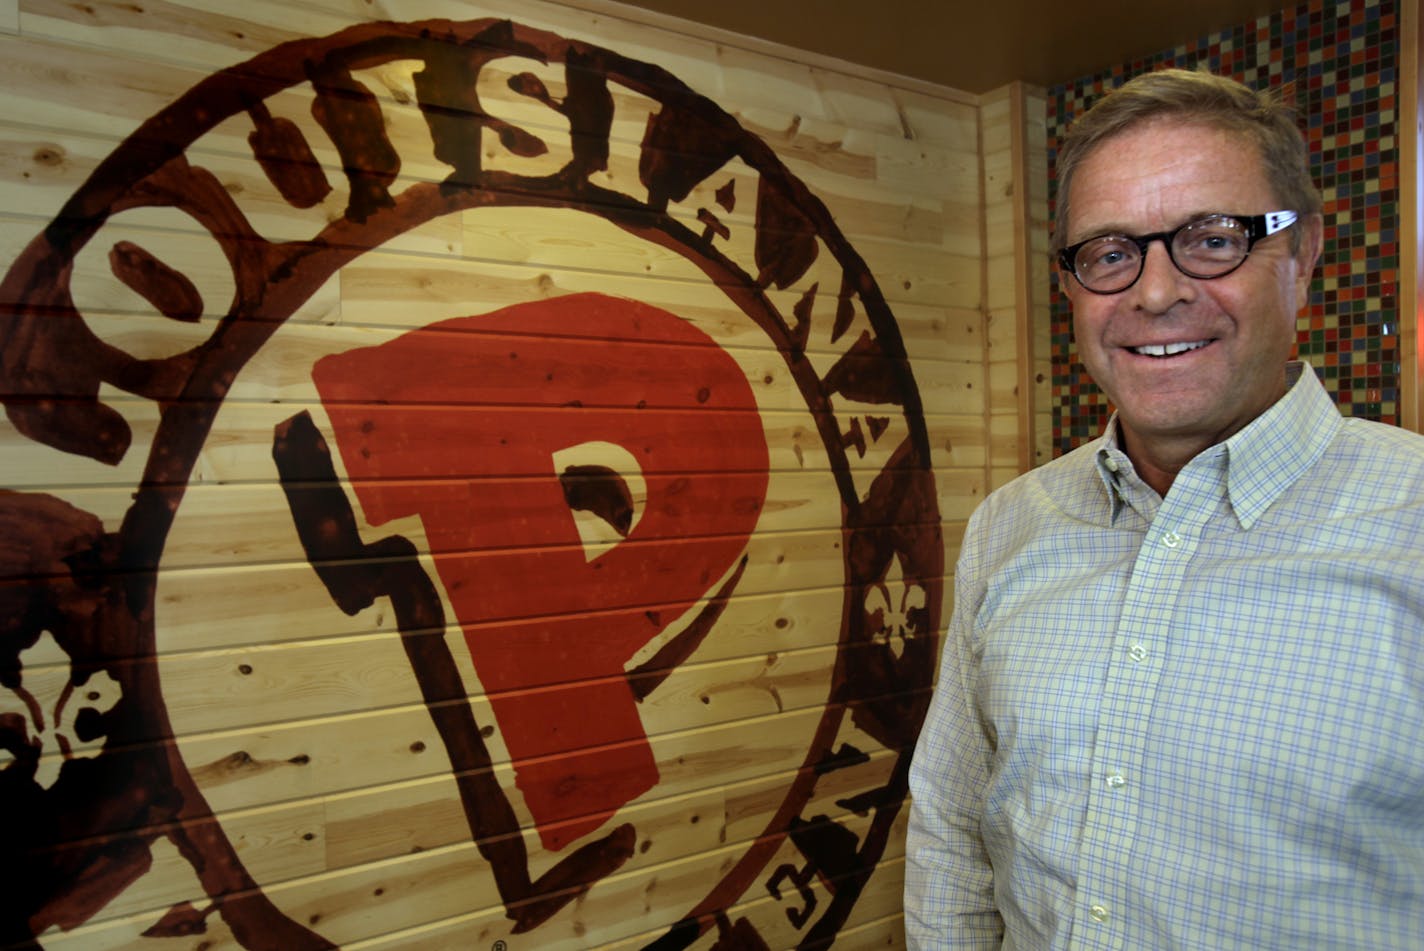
<box><xmin>1069</xmin><ymin>489</ymin><xmax>1210</xmax><ymax>950</ymax></box>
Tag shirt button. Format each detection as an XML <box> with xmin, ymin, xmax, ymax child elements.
<box><xmin>1089</xmin><ymin>904</ymin><xmax>1109</xmax><ymax>923</ymax></box>
<box><xmin>1104</xmin><ymin>456</ymin><xmax>1120</xmax><ymax>473</ymax></box>
<box><xmin>1128</xmin><ymin>643</ymin><xmax>1148</xmax><ymax>662</ymax></box>
<box><xmin>1106</xmin><ymin>771</ymin><xmax>1126</xmax><ymax>788</ymax></box>
<box><xmin>1161</xmin><ymin>530</ymin><xmax>1182</xmax><ymax>548</ymax></box>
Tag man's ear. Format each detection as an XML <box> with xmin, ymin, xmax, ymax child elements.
<box><xmin>1295</xmin><ymin>212</ymin><xmax>1325</xmax><ymax>286</ymax></box>
<box><xmin>1057</xmin><ymin>259</ymin><xmax>1081</xmax><ymax>301</ymax></box>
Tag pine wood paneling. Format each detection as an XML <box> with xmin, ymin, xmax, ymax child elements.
<box><xmin>0</xmin><ymin>2</ymin><xmax>1005</xmax><ymax>947</ymax></box>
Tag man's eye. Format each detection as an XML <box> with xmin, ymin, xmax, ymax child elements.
<box><xmin>1087</xmin><ymin>243</ymin><xmax>1133</xmax><ymax>269</ymax></box>
<box><xmin>1182</xmin><ymin>230</ymin><xmax>1244</xmax><ymax>256</ymax></box>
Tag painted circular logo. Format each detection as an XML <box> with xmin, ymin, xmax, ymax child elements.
<box><xmin>0</xmin><ymin>19</ymin><xmax>941</xmax><ymax>949</ymax></box>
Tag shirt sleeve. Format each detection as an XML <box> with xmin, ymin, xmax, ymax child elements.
<box><xmin>903</xmin><ymin>508</ymin><xmax>1003</xmax><ymax>949</ymax></box>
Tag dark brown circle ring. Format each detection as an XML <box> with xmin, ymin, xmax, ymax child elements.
<box><xmin>0</xmin><ymin>17</ymin><xmax>942</xmax><ymax>948</ymax></box>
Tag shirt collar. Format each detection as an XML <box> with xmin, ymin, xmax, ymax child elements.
<box><xmin>1220</xmin><ymin>361</ymin><xmax>1340</xmax><ymax>528</ymax></box>
<box><xmin>1091</xmin><ymin>362</ymin><xmax>1341</xmax><ymax>528</ymax></box>
<box><xmin>1093</xmin><ymin>419</ymin><xmax>1138</xmax><ymax>524</ymax></box>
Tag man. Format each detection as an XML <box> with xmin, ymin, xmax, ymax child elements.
<box><xmin>905</xmin><ymin>69</ymin><xmax>1424</xmax><ymax>949</ymax></box>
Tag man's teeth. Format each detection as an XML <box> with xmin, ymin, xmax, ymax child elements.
<box><xmin>1131</xmin><ymin>340</ymin><xmax>1209</xmax><ymax>357</ymax></box>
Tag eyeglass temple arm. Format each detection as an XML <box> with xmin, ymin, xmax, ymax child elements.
<box><xmin>1261</xmin><ymin>210</ymin><xmax>1298</xmax><ymax>236</ymax></box>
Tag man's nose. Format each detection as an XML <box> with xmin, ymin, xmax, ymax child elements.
<box><xmin>1131</xmin><ymin>239</ymin><xmax>1195</xmax><ymax>313</ymax></box>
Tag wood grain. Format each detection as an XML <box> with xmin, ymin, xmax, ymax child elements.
<box><xmin>0</xmin><ymin>0</ymin><xmax>1033</xmax><ymax>947</ymax></box>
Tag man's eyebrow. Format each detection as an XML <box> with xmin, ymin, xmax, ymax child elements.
<box><xmin>1068</xmin><ymin>210</ymin><xmax>1229</xmax><ymax>242</ymax></box>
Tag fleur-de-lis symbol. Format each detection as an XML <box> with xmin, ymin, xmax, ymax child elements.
<box><xmin>865</xmin><ymin>553</ymin><xmax>927</xmax><ymax>660</ymax></box>
<box><xmin>1</xmin><ymin>631</ymin><xmax>122</xmax><ymax>789</ymax></box>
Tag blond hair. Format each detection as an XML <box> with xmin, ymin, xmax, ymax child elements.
<box><xmin>1054</xmin><ymin>68</ymin><xmax>1321</xmax><ymax>252</ymax></box>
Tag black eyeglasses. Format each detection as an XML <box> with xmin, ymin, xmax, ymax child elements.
<box><xmin>1058</xmin><ymin>211</ymin><xmax>1298</xmax><ymax>295</ymax></box>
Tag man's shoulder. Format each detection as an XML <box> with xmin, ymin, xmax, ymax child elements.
<box><xmin>1331</xmin><ymin>416</ymin><xmax>1424</xmax><ymax>477</ymax></box>
<box><xmin>954</xmin><ymin>439</ymin><xmax>1111</xmax><ymax>589</ymax></box>
<box><xmin>1336</xmin><ymin>415</ymin><xmax>1424</xmax><ymax>453</ymax></box>
<box><xmin>1309</xmin><ymin>415</ymin><xmax>1424</xmax><ymax>512</ymax></box>
<box><xmin>969</xmin><ymin>438</ymin><xmax>1105</xmax><ymax>532</ymax></box>
<box><xmin>988</xmin><ymin>438</ymin><xmax>1103</xmax><ymax>503</ymax></box>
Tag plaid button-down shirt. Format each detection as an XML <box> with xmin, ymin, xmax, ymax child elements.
<box><xmin>906</xmin><ymin>363</ymin><xmax>1424</xmax><ymax>949</ymax></box>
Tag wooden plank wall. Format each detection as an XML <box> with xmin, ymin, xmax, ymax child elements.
<box><xmin>0</xmin><ymin>1</ymin><xmax>1008</xmax><ymax>948</ymax></box>
<box><xmin>980</xmin><ymin>83</ymin><xmax>1052</xmax><ymax>480</ymax></box>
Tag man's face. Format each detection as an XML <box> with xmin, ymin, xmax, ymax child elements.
<box><xmin>1062</xmin><ymin>119</ymin><xmax>1321</xmax><ymax>461</ymax></box>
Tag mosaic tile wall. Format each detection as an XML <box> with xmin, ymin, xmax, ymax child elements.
<box><xmin>1047</xmin><ymin>0</ymin><xmax>1400</xmax><ymax>455</ymax></box>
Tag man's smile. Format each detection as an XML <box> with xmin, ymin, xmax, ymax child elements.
<box><xmin>1127</xmin><ymin>339</ymin><xmax>1213</xmax><ymax>358</ymax></box>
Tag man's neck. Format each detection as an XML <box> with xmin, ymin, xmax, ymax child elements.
<box><xmin>1128</xmin><ymin>450</ymin><xmax>1185</xmax><ymax>497</ymax></box>
<box><xmin>1115</xmin><ymin>369</ymin><xmax>1298</xmax><ymax>497</ymax></box>
<box><xmin>1118</xmin><ymin>429</ymin><xmax>1222</xmax><ymax>497</ymax></box>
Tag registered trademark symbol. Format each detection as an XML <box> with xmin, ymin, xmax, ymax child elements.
<box><xmin>492</xmin><ymin>941</ymin><xmax>508</xmax><ymax>951</ymax></box>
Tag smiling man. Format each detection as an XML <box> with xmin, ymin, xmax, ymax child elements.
<box><xmin>905</xmin><ymin>69</ymin><xmax>1424</xmax><ymax>949</ymax></box>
